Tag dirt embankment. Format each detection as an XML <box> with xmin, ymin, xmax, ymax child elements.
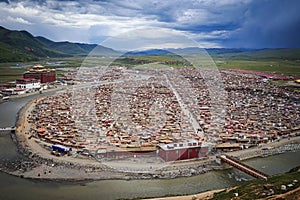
<box><xmin>262</xmin><ymin>186</ymin><xmax>300</xmax><ymax>200</ymax></box>
<box><xmin>144</xmin><ymin>189</ymin><xmax>225</xmax><ymax>200</ymax></box>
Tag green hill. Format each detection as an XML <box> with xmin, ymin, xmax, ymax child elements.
<box><xmin>0</xmin><ymin>26</ymin><xmax>69</xmax><ymax>62</ymax></box>
<box><xmin>36</xmin><ymin>37</ymin><xmax>117</xmax><ymax>56</ymax></box>
<box><xmin>0</xmin><ymin>26</ymin><xmax>117</xmax><ymax>62</ymax></box>
<box><xmin>35</xmin><ymin>36</ymin><xmax>97</xmax><ymax>55</ymax></box>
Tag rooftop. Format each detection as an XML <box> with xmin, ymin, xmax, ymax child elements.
<box><xmin>158</xmin><ymin>139</ymin><xmax>201</xmax><ymax>151</ymax></box>
<box><xmin>16</xmin><ymin>78</ymin><xmax>39</xmax><ymax>82</ymax></box>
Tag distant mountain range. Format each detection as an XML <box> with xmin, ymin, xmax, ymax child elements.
<box><xmin>126</xmin><ymin>47</ymin><xmax>300</xmax><ymax>60</ymax></box>
<box><xmin>125</xmin><ymin>47</ymin><xmax>254</xmax><ymax>55</ymax></box>
<box><xmin>0</xmin><ymin>26</ymin><xmax>116</xmax><ymax>62</ymax></box>
<box><xmin>0</xmin><ymin>26</ymin><xmax>299</xmax><ymax>63</ymax></box>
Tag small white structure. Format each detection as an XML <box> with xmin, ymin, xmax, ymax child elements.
<box><xmin>2</xmin><ymin>88</ymin><xmax>26</xmax><ymax>96</ymax></box>
<box><xmin>14</xmin><ymin>87</ymin><xmax>26</xmax><ymax>95</ymax></box>
<box><xmin>3</xmin><ymin>88</ymin><xmax>26</xmax><ymax>95</ymax></box>
<box><xmin>16</xmin><ymin>78</ymin><xmax>40</xmax><ymax>90</ymax></box>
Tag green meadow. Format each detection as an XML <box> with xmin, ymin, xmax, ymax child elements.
<box><xmin>1</xmin><ymin>49</ymin><xmax>300</xmax><ymax>84</ymax></box>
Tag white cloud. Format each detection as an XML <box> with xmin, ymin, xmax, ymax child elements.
<box><xmin>0</xmin><ymin>1</ymin><xmax>164</xmax><ymax>35</ymax></box>
<box><xmin>6</xmin><ymin>16</ymin><xmax>32</xmax><ymax>25</ymax></box>
<box><xmin>101</xmin><ymin>28</ymin><xmax>222</xmax><ymax>50</ymax></box>
<box><xmin>0</xmin><ymin>0</ymin><xmax>255</xmax><ymax>47</ymax></box>
<box><xmin>186</xmin><ymin>30</ymin><xmax>230</xmax><ymax>40</ymax></box>
<box><xmin>178</xmin><ymin>9</ymin><xmax>211</xmax><ymax>24</ymax></box>
<box><xmin>3</xmin><ymin>2</ymin><xmax>40</xmax><ymax>16</ymax></box>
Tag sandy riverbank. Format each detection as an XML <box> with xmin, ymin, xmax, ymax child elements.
<box><xmin>144</xmin><ymin>188</ymin><xmax>225</xmax><ymax>200</ymax></box>
<box><xmin>10</xmin><ymin>92</ymin><xmax>300</xmax><ymax>181</ymax></box>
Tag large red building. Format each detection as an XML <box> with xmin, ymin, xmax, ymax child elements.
<box><xmin>23</xmin><ymin>65</ymin><xmax>56</xmax><ymax>83</ymax></box>
<box><xmin>157</xmin><ymin>139</ymin><xmax>208</xmax><ymax>162</ymax></box>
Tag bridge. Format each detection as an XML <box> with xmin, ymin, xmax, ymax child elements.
<box><xmin>219</xmin><ymin>154</ymin><xmax>269</xmax><ymax>181</ymax></box>
<box><xmin>0</xmin><ymin>127</ymin><xmax>16</xmax><ymax>132</ymax></box>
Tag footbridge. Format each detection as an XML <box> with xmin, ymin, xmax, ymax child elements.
<box><xmin>219</xmin><ymin>154</ymin><xmax>269</xmax><ymax>181</ymax></box>
<box><xmin>0</xmin><ymin>127</ymin><xmax>16</xmax><ymax>132</ymax></box>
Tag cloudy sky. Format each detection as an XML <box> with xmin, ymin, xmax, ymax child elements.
<box><xmin>0</xmin><ymin>0</ymin><xmax>299</xmax><ymax>48</ymax></box>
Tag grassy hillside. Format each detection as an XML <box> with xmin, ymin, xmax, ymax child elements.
<box><xmin>0</xmin><ymin>26</ymin><xmax>117</xmax><ymax>62</ymax></box>
<box><xmin>0</xmin><ymin>27</ymin><xmax>66</xmax><ymax>62</ymax></box>
<box><xmin>0</xmin><ymin>41</ymin><xmax>37</xmax><ymax>62</ymax></box>
<box><xmin>36</xmin><ymin>36</ymin><xmax>118</xmax><ymax>56</ymax></box>
<box><xmin>212</xmin><ymin>166</ymin><xmax>300</xmax><ymax>200</ymax></box>
<box><xmin>0</xmin><ymin>26</ymin><xmax>69</xmax><ymax>62</ymax></box>
<box><xmin>36</xmin><ymin>36</ymin><xmax>97</xmax><ymax>55</ymax></box>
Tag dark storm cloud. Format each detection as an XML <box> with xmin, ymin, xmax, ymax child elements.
<box><xmin>224</xmin><ymin>0</ymin><xmax>300</xmax><ymax>48</ymax></box>
<box><xmin>0</xmin><ymin>0</ymin><xmax>299</xmax><ymax>48</ymax></box>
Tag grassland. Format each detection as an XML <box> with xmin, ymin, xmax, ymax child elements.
<box><xmin>113</xmin><ymin>55</ymin><xmax>300</xmax><ymax>77</ymax></box>
<box><xmin>0</xmin><ymin>58</ymin><xmax>82</xmax><ymax>84</ymax></box>
<box><xmin>0</xmin><ymin>62</ymin><xmax>35</xmax><ymax>84</ymax></box>
<box><xmin>0</xmin><ymin>56</ymin><xmax>120</xmax><ymax>84</ymax></box>
<box><xmin>112</xmin><ymin>54</ymin><xmax>190</xmax><ymax>67</ymax></box>
<box><xmin>214</xmin><ymin>59</ymin><xmax>300</xmax><ymax>77</ymax></box>
<box><xmin>1</xmin><ymin>50</ymin><xmax>300</xmax><ymax>84</ymax></box>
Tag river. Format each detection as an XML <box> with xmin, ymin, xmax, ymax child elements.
<box><xmin>0</xmin><ymin>93</ymin><xmax>299</xmax><ymax>200</ymax></box>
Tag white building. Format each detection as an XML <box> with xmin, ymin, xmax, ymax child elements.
<box><xmin>3</xmin><ymin>88</ymin><xmax>26</xmax><ymax>95</ymax></box>
<box><xmin>16</xmin><ymin>78</ymin><xmax>40</xmax><ymax>90</ymax></box>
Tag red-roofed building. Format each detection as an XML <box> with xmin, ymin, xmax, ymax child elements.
<box><xmin>23</xmin><ymin>65</ymin><xmax>56</xmax><ymax>83</ymax></box>
<box><xmin>157</xmin><ymin>139</ymin><xmax>208</xmax><ymax>162</ymax></box>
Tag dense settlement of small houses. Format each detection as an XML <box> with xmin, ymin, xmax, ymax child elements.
<box><xmin>26</xmin><ymin>66</ymin><xmax>300</xmax><ymax>161</ymax></box>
